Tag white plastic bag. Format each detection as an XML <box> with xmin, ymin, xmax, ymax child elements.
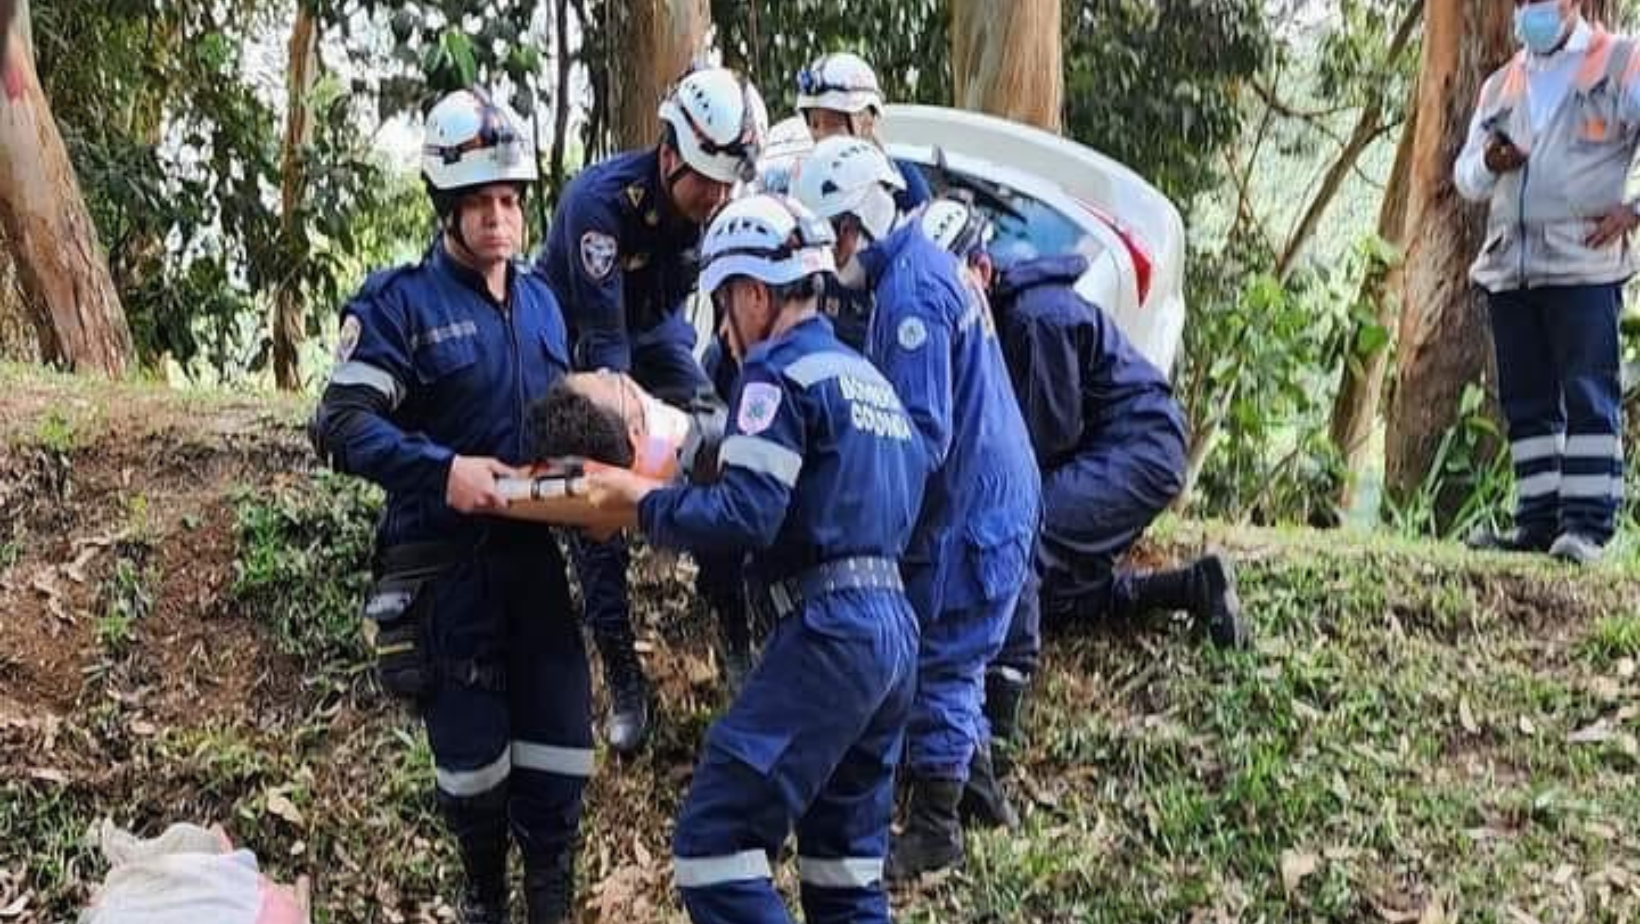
<box><xmin>80</xmin><ymin>820</ymin><xmax>307</xmax><ymax>924</ymax></box>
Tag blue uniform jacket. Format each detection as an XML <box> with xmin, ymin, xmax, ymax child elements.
<box><xmin>640</xmin><ymin>316</ymin><xmax>929</xmax><ymax>585</ymax></box>
<box><xmin>993</xmin><ymin>254</ymin><xmax>1186</xmax><ymax>471</ymax></box>
<box><xmin>858</xmin><ymin>222</ymin><xmax>1041</xmax><ymax>619</ymax></box>
<box><xmin>313</xmin><ymin>241</ymin><xmax>571</xmax><ymax>549</ymax></box>
<box><xmin>894</xmin><ymin>157</ymin><xmax>933</xmax><ymax>213</ymax></box>
<box><xmin>537</xmin><ymin>148</ymin><xmax>701</xmax><ymax>372</ymax></box>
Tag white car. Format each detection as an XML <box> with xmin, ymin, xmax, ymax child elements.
<box><xmin>692</xmin><ymin>106</ymin><xmax>1188</xmax><ymax>375</ymax></box>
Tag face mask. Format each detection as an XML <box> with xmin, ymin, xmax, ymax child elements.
<box><xmin>1516</xmin><ymin>2</ymin><xmax>1567</xmax><ymax>55</ymax></box>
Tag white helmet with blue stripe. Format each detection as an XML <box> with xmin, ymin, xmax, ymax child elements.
<box><xmin>790</xmin><ymin>136</ymin><xmax>904</xmax><ymax>243</ymax></box>
<box><xmin>699</xmin><ymin>194</ymin><xmax>837</xmax><ymax>296</ymax></box>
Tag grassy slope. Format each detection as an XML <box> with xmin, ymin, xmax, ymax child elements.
<box><xmin>0</xmin><ymin>365</ymin><xmax>1636</xmax><ymax>924</ymax></box>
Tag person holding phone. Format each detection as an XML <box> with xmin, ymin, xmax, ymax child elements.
<box><xmin>1454</xmin><ymin>0</ymin><xmax>1639</xmax><ymax>564</ymax></box>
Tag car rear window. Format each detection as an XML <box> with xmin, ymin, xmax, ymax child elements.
<box><xmin>905</xmin><ymin>162</ymin><xmax>1100</xmax><ymax>265</ymax></box>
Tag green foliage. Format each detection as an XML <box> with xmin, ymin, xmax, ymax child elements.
<box><xmin>710</xmin><ymin>0</ymin><xmax>952</xmax><ymax>118</ymax></box>
<box><xmin>1384</xmin><ymin>382</ymin><xmax>1514</xmax><ymax>541</ymax></box>
<box><xmin>97</xmin><ymin>552</ymin><xmax>155</xmax><ymax>657</ymax></box>
<box><xmin>34</xmin><ymin>1</ymin><xmax>403</xmax><ymax>381</ymax></box>
<box><xmin>1178</xmin><ymin>234</ymin><xmax>1400</xmax><ymax>524</ymax></box>
<box><xmin>1063</xmin><ymin>0</ymin><xmax>1270</xmax><ymax>204</ymax></box>
<box><xmin>232</xmin><ymin>472</ymin><xmax>382</xmax><ymax>680</ymax></box>
<box><xmin>33</xmin><ymin>409</ymin><xmax>79</xmax><ymax>455</ymax></box>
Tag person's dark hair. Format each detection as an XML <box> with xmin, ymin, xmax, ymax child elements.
<box><xmin>525</xmin><ymin>381</ymin><xmax>636</xmax><ymax>467</ymax></box>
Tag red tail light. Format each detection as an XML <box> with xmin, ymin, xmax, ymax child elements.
<box><xmin>1077</xmin><ymin>200</ymin><xmax>1154</xmax><ymax>307</ymax></box>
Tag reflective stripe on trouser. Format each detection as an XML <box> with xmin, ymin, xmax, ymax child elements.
<box><xmin>1487</xmin><ymin>284</ymin><xmax>1624</xmax><ymax>542</ymax></box>
<box><xmin>421</xmin><ymin>548</ymin><xmax>593</xmax><ymax>861</ymax></box>
<box><xmin>907</xmin><ymin>591</ymin><xmax>1019</xmax><ymax>781</ymax></box>
<box><xmin>672</xmin><ymin>592</ymin><xmax>918</xmax><ymax>924</ymax></box>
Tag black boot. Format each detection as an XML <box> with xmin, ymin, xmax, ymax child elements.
<box><xmin>959</xmin><ymin>744</ymin><xmax>1019</xmax><ymax>830</ymax></box>
<box><xmin>1119</xmin><ymin>552</ymin><xmax>1250</xmax><ymax>650</ymax></box>
<box><xmin>596</xmin><ymin>630</ymin><xmax>651</xmax><ymax>756</ymax></box>
<box><xmin>444</xmin><ymin>794</ymin><xmax>510</xmax><ymax>924</ymax></box>
<box><xmin>885</xmin><ymin>776</ymin><xmax>965</xmax><ymax>882</ymax></box>
<box><xmin>982</xmin><ymin>666</ymin><xmax>1029</xmax><ymax>773</ymax></box>
<box><xmin>523</xmin><ymin>848</ymin><xmax>576</xmax><ymax>924</ymax></box>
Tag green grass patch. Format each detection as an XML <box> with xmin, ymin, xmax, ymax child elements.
<box><xmin>231</xmin><ymin>471</ymin><xmax>380</xmax><ymax>680</ymax></box>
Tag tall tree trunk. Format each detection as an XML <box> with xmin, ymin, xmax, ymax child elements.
<box><xmin>1275</xmin><ymin>1</ymin><xmax>1422</xmax><ymax>279</ymax></box>
<box><xmin>0</xmin><ymin>0</ymin><xmax>132</xmax><ymax>377</ymax></box>
<box><xmin>1383</xmin><ymin>0</ymin><xmax>1511</xmax><ymax>524</ymax></box>
<box><xmin>1587</xmin><ymin>0</ymin><xmax>1620</xmax><ymax>28</ymax></box>
<box><xmin>1328</xmin><ymin>95</ymin><xmax>1416</xmax><ymax>513</ymax></box>
<box><xmin>273</xmin><ymin>1</ymin><xmax>320</xmax><ymax>391</ymax></box>
<box><xmin>610</xmin><ymin>0</ymin><xmax>708</xmax><ymax>152</ymax></box>
<box><xmin>949</xmin><ymin>0</ymin><xmax>1062</xmax><ymax>132</ymax></box>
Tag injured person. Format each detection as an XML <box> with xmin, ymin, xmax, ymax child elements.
<box><xmin>496</xmin><ymin>372</ymin><xmax>726</xmax><ymax>527</ymax></box>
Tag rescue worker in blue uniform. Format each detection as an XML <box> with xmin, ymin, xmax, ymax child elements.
<box><xmin>575</xmin><ymin>193</ymin><xmax>929</xmax><ymax>924</ymax></box>
<box><xmin>1455</xmin><ymin>1</ymin><xmax>1637</xmax><ymax>564</ymax></box>
<box><xmin>309</xmin><ymin>89</ymin><xmax>588</xmax><ymax>924</ymax></box>
<box><xmin>918</xmin><ymin>198</ymin><xmax>1249</xmax><ymax>817</ymax></box>
<box><xmin>795</xmin><ymin>52</ymin><xmax>933</xmax><ymax>352</ymax></box>
<box><xmin>537</xmin><ymin>67</ymin><xmax>768</xmax><ymax>752</ymax></box>
<box><xmin>793</xmin><ymin>138</ymin><xmax>1041</xmax><ymax>881</ymax></box>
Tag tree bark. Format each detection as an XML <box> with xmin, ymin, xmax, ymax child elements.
<box><xmin>0</xmin><ymin>0</ymin><xmax>132</xmax><ymax>377</ymax></box>
<box><xmin>273</xmin><ymin>1</ymin><xmax>320</xmax><ymax>391</ymax></box>
<box><xmin>949</xmin><ymin>0</ymin><xmax>1062</xmax><ymax>132</ymax></box>
<box><xmin>1383</xmin><ymin>0</ymin><xmax>1511</xmax><ymax>524</ymax></box>
<box><xmin>1274</xmin><ymin>0</ymin><xmax>1422</xmax><ymax>279</ymax></box>
<box><xmin>1328</xmin><ymin>93</ymin><xmax>1416</xmax><ymax>513</ymax></box>
<box><xmin>610</xmin><ymin>0</ymin><xmax>708</xmax><ymax>152</ymax></box>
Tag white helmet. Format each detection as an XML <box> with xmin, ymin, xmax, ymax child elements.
<box><xmin>791</xmin><ymin>136</ymin><xmax>904</xmax><ymax>243</ymax></box>
<box><xmin>753</xmin><ymin>116</ymin><xmax>815</xmax><ymax>195</ymax></box>
<box><xmin>658</xmin><ymin>67</ymin><xmax>768</xmax><ymax>185</ymax></box>
<box><xmin>795</xmin><ymin>52</ymin><xmax>883</xmax><ymax>117</ymax></box>
<box><xmin>699</xmin><ymin>194</ymin><xmax>837</xmax><ymax>296</ymax></box>
<box><xmin>421</xmin><ymin>88</ymin><xmax>537</xmax><ymax>195</ymax></box>
<box><xmin>920</xmin><ymin>196</ymin><xmax>993</xmax><ymax>262</ymax></box>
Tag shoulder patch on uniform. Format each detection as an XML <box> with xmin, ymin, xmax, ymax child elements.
<box><xmin>737</xmin><ymin>382</ymin><xmax>783</xmax><ymax>436</ymax></box>
<box><xmin>335</xmin><ymin>314</ymin><xmax>361</xmax><ymax>363</ymax></box>
<box><xmin>897</xmin><ymin>316</ymin><xmax>928</xmax><ymax>352</ymax></box>
<box><xmin>580</xmin><ymin>231</ymin><xmax>618</xmax><ymax>280</ymax></box>
<box><xmin>625</xmin><ymin>183</ymin><xmax>645</xmax><ymax>210</ymax></box>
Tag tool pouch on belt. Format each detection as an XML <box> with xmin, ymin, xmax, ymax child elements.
<box><xmin>361</xmin><ymin>570</ymin><xmax>438</xmax><ymax>702</ymax></box>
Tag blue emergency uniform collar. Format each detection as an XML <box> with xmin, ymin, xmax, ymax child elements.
<box><xmin>997</xmin><ymin>253</ymin><xmax>1087</xmax><ymax>296</ymax></box>
<box><xmin>429</xmin><ymin>237</ymin><xmax>516</xmax><ymax>307</ymax></box>
<box><xmin>854</xmin><ymin>221</ymin><xmax>921</xmax><ymax>288</ymax></box>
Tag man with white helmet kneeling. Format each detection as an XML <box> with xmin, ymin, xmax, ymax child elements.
<box><xmin>574</xmin><ymin>194</ymin><xmax>931</xmax><ymax>924</ymax></box>
<box><xmin>537</xmin><ymin>66</ymin><xmax>768</xmax><ymax>754</ymax></box>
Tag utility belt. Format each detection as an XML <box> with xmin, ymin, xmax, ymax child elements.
<box><xmin>748</xmin><ymin>556</ymin><xmax>904</xmax><ymax>625</ymax></box>
<box><xmin>363</xmin><ymin>541</ymin><xmax>506</xmax><ymax>701</ymax></box>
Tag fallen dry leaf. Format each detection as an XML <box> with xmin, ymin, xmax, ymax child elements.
<box><xmin>1615</xmin><ymin>657</ymin><xmax>1635</xmax><ymax>679</ymax></box>
<box><xmin>1518</xmin><ymin>715</ymin><xmax>1537</xmax><ymax>736</ymax></box>
<box><xmin>1280</xmin><ymin>849</ymin><xmax>1320</xmax><ymax>897</ymax></box>
<box><xmin>0</xmin><ymin>892</ymin><xmax>30</xmax><ymax>919</ymax></box>
<box><xmin>1552</xmin><ymin>863</ymin><xmax>1576</xmax><ymax>885</ymax></box>
<box><xmin>1459</xmin><ymin>699</ymin><xmax>1479</xmax><ymax>734</ymax></box>
<box><xmin>265</xmin><ymin>792</ymin><xmax>306</xmax><ymax>826</ymax></box>
<box><xmin>27</xmin><ymin>768</ymin><xmax>67</xmax><ymax>785</ymax></box>
<box><xmin>1567</xmin><ymin>722</ymin><xmax>1612</xmax><ymax>745</ymax></box>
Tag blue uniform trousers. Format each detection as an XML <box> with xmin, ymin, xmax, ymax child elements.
<box><xmin>672</xmin><ymin>592</ymin><xmax>919</xmax><ymax>924</ymax></box>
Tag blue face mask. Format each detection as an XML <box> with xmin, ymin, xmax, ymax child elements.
<box><xmin>1516</xmin><ymin>2</ymin><xmax>1567</xmax><ymax>55</ymax></box>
